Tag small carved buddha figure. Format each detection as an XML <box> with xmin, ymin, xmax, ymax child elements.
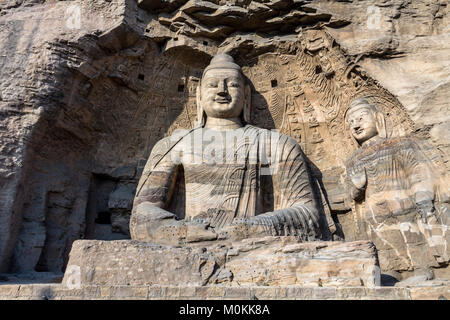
<box><xmin>345</xmin><ymin>97</ymin><xmax>449</xmax><ymax>271</ymax></box>
<box><xmin>130</xmin><ymin>53</ymin><xmax>324</xmax><ymax>245</ymax></box>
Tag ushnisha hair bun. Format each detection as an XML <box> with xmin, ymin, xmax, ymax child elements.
<box><xmin>202</xmin><ymin>53</ymin><xmax>242</xmax><ymax>78</ymax></box>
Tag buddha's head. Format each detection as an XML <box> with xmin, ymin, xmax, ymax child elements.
<box><xmin>345</xmin><ymin>97</ymin><xmax>387</xmax><ymax>146</ymax></box>
<box><xmin>196</xmin><ymin>53</ymin><xmax>251</xmax><ymax>126</ymax></box>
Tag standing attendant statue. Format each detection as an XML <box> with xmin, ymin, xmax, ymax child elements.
<box><xmin>345</xmin><ymin>96</ymin><xmax>449</xmax><ymax>271</ymax></box>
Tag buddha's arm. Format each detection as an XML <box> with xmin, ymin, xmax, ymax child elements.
<box><xmin>131</xmin><ymin>137</ymin><xmax>219</xmax><ymax>244</ymax></box>
<box><xmin>247</xmin><ymin>136</ymin><xmax>322</xmax><ymax>239</ymax></box>
<box><xmin>401</xmin><ymin>140</ymin><xmax>436</xmax><ymax>221</ymax></box>
<box><xmin>130</xmin><ymin>138</ymin><xmax>181</xmax><ymax>241</ymax></box>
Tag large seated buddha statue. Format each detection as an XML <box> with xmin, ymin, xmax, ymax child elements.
<box><xmin>129</xmin><ymin>53</ymin><xmax>325</xmax><ymax>245</ymax></box>
<box><xmin>62</xmin><ymin>55</ymin><xmax>380</xmax><ymax>289</ymax></box>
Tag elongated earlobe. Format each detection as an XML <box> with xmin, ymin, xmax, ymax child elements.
<box><xmin>375</xmin><ymin>112</ymin><xmax>387</xmax><ymax>139</ymax></box>
<box><xmin>196</xmin><ymin>84</ymin><xmax>205</xmax><ymax>126</ymax></box>
<box><xmin>242</xmin><ymin>84</ymin><xmax>252</xmax><ymax>124</ymax></box>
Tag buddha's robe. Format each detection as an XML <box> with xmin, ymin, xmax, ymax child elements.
<box><xmin>132</xmin><ymin>125</ymin><xmax>322</xmax><ymax>240</ymax></box>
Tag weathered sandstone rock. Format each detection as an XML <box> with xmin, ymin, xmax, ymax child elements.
<box><xmin>0</xmin><ymin>0</ymin><xmax>448</xmax><ymax>288</ymax></box>
<box><xmin>63</xmin><ymin>238</ymin><xmax>380</xmax><ymax>288</ymax></box>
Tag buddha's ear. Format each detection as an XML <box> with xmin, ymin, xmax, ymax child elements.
<box><xmin>375</xmin><ymin>111</ymin><xmax>387</xmax><ymax>139</ymax></box>
<box><xmin>242</xmin><ymin>84</ymin><xmax>252</xmax><ymax>124</ymax></box>
<box><xmin>196</xmin><ymin>84</ymin><xmax>205</xmax><ymax>127</ymax></box>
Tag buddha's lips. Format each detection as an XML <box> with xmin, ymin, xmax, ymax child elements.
<box><xmin>354</xmin><ymin>128</ymin><xmax>364</xmax><ymax>135</ymax></box>
<box><xmin>214</xmin><ymin>98</ymin><xmax>231</xmax><ymax>103</ymax></box>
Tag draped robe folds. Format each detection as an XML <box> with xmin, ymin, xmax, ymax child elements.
<box><xmin>133</xmin><ymin>125</ymin><xmax>322</xmax><ymax>240</ymax></box>
<box><xmin>346</xmin><ymin>136</ymin><xmax>448</xmax><ymax>224</ymax></box>
<box><xmin>346</xmin><ymin>136</ymin><xmax>450</xmax><ymax>269</ymax></box>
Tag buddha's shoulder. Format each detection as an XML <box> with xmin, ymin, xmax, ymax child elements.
<box><xmin>149</xmin><ymin>135</ymin><xmax>181</xmax><ymax>160</ymax></box>
<box><xmin>151</xmin><ymin>136</ymin><xmax>172</xmax><ymax>152</ymax></box>
<box><xmin>389</xmin><ymin>135</ymin><xmax>424</xmax><ymax>149</ymax></box>
<box><xmin>151</xmin><ymin>128</ymin><xmax>200</xmax><ymax>152</ymax></box>
<box><xmin>346</xmin><ymin>136</ymin><xmax>423</xmax><ymax>166</ymax></box>
<box><xmin>370</xmin><ymin>136</ymin><xmax>424</xmax><ymax>153</ymax></box>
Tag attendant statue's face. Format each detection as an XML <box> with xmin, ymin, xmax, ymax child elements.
<box><xmin>200</xmin><ymin>68</ymin><xmax>245</xmax><ymax>119</ymax></box>
<box><xmin>347</xmin><ymin>104</ymin><xmax>379</xmax><ymax>144</ymax></box>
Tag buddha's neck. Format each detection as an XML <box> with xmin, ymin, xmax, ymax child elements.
<box><xmin>361</xmin><ymin>135</ymin><xmax>383</xmax><ymax>147</ymax></box>
<box><xmin>205</xmin><ymin>117</ymin><xmax>243</xmax><ymax>130</ymax></box>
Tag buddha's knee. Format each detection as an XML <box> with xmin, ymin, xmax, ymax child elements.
<box><xmin>130</xmin><ymin>203</ymin><xmax>178</xmax><ymax>241</ymax></box>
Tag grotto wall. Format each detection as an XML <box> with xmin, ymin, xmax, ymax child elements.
<box><xmin>0</xmin><ymin>0</ymin><xmax>448</xmax><ymax>280</ymax></box>
<box><xmin>0</xmin><ymin>0</ymin><xmax>146</xmax><ymax>274</ymax></box>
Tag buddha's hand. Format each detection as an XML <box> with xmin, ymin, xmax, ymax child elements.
<box><xmin>185</xmin><ymin>219</ymin><xmax>218</xmax><ymax>243</ymax></box>
<box><xmin>219</xmin><ymin>217</ymin><xmax>273</xmax><ymax>241</ymax></box>
<box><xmin>416</xmin><ymin>200</ymin><xmax>436</xmax><ymax>224</ymax></box>
<box><xmin>217</xmin><ymin>218</ymin><xmax>249</xmax><ymax>240</ymax></box>
<box><xmin>230</xmin><ymin>218</ymin><xmax>250</xmax><ymax>226</ymax></box>
<box><xmin>348</xmin><ymin>165</ymin><xmax>367</xmax><ymax>190</ymax></box>
<box><xmin>130</xmin><ymin>202</ymin><xmax>181</xmax><ymax>242</ymax></box>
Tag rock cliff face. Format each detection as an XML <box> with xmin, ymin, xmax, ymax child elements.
<box><xmin>0</xmin><ymin>0</ymin><xmax>448</xmax><ymax>279</ymax></box>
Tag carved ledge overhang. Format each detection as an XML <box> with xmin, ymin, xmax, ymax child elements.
<box><xmin>139</xmin><ymin>0</ymin><xmax>350</xmax><ymax>52</ymax></box>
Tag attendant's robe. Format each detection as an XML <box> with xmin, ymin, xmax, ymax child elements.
<box><xmin>346</xmin><ymin>136</ymin><xmax>449</xmax><ymax>270</ymax></box>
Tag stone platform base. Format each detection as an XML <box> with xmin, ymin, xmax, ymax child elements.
<box><xmin>2</xmin><ymin>236</ymin><xmax>442</xmax><ymax>300</ymax></box>
<box><xmin>62</xmin><ymin>237</ymin><xmax>380</xmax><ymax>287</ymax></box>
<box><xmin>0</xmin><ymin>283</ymin><xmax>449</xmax><ymax>300</ymax></box>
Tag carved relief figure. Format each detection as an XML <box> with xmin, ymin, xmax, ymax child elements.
<box><xmin>345</xmin><ymin>96</ymin><xmax>449</xmax><ymax>271</ymax></box>
<box><xmin>130</xmin><ymin>54</ymin><xmax>324</xmax><ymax>244</ymax></box>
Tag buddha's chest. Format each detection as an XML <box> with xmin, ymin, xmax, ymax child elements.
<box><xmin>353</xmin><ymin>150</ymin><xmax>411</xmax><ymax>196</ymax></box>
<box><xmin>183</xmin><ymin>163</ymin><xmax>256</xmax><ymax>187</ymax></box>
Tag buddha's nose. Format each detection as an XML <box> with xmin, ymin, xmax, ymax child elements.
<box><xmin>217</xmin><ymin>80</ymin><xmax>227</xmax><ymax>96</ymax></box>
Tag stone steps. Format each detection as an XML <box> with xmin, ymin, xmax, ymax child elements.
<box><xmin>0</xmin><ymin>283</ymin><xmax>448</xmax><ymax>300</ymax></box>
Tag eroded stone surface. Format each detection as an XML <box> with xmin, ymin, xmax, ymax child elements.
<box><xmin>62</xmin><ymin>238</ymin><xmax>380</xmax><ymax>288</ymax></box>
<box><xmin>0</xmin><ymin>0</ymin><xmax>448</xmax><ymax>283</ymax></box>
<box><xmin>0</xmin><ymin>282</ymin><xmax>449</xmax><ymax>300</ymax></box>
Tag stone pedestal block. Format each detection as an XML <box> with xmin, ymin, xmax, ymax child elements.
<box><xmin>63</xmin><ymin>237</ymin><xmax>380</xmax><ymax>288</ymax></box>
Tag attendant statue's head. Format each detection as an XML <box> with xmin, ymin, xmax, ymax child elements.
<box><xmin>345</xmin><ymin>96</ymin><xmax>387</xmax><ymax>146</ymax></box>
<box><xmin>196</xmin><ymin>53</ymin><xmax>251</xmax><ymax>127</ymax></box>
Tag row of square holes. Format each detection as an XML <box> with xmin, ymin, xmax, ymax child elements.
<box><xmin>173</xmin><ymin>82</ymin><xmax>277</xmax><ymax>91</ymax></box>
<box><xmin>143</xmin><ymin>29</ymin><xmax>210</xmax><ymax>49</ymax></box>
<box><xmin>136</xmin><ymin>75</ymin><xmax>278</xmax><ymax>90</ymax></box>
<box><xmin>172</xmin><ymin>37</ymin><xmax>209</xmax><ymax>46</ymax></box>
<box><xmin>143</xmin><ymin>31</ymin><xmax>210</xmax><ymax>46</ymax></box>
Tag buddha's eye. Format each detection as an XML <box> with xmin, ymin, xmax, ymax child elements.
<box><xmin>228</xmin><ymin>81</ymin><xmax>240</xmax><ymax>88</ymax></box>
<box><xmin>206</xmin><ymin>82</ymin><xmax>218</xmax><ymax>88</ymax></box>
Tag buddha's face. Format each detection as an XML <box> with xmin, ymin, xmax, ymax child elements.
<box><xmin>347</xmin><ymin>104</ymin><xmax>379</xmax><ymax>144</ymax></box>
<box><xmin>200</xmin><ymin>68</ymin><xmax>245</xmax><ymax>119</ymax></box>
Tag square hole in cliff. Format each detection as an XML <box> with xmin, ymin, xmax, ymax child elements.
<box><xmin>95</xmin><ymin>211</ymin><xmax>111</xmax><ymax>224</ymax></box>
